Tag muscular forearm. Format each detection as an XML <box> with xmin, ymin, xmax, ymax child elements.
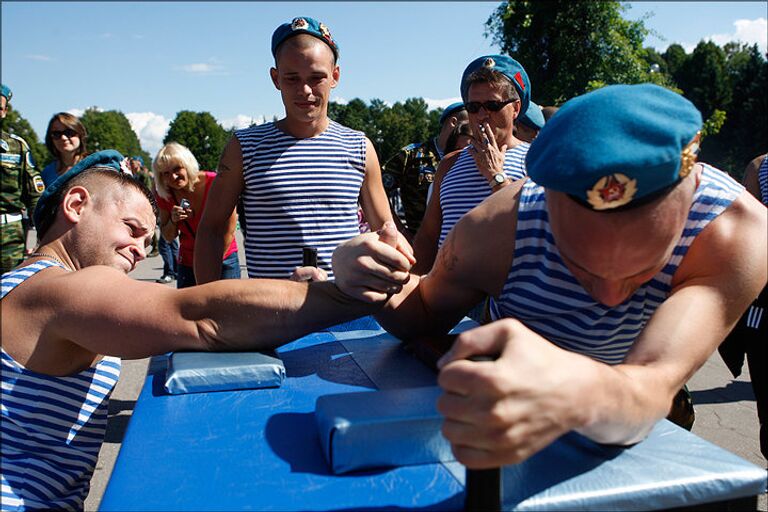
<box><xmin>374</xmin><ymin>274</ymin><xmax>457</xmax><ymax>340</ymax></box>
<box><xmin>573</xmin><ymin>362</ymin><xmax>677</xmax><ymax>445</ymax></box>
<box><xmin>188</xmin><ymin>280</ymin><xmax>381</xmax><ymax>351</ymax></box>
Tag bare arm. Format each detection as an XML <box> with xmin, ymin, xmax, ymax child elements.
<box><xmin>359</xmin><ymin>137</ymin><xmax>393</xmax><ymax>231</ymax></box>
<box><xmin>159</xmin><ymin>207</ymin><xmax>182</xmax><ymax>243</ymax></box>
<box><xmin>435</xmin><ymin>191</ymin><xmax>768</xmax><ymax>468</ymax></box>
<box><xmin>195</xmin><ymin>136</ymin><xmax>244</xmax><ymax>284</ymax></box>
<box><xmin>334</xmin><ymin>181</ymin><xmax>524</xmax><ymax>340</ymax></box>
<box><xmin>411</xmin><ymin>151</ymin><xmax>460</xmax><ymax>275</ymax></box>
<box><xmin>742</xmin><ymin>154</ymin><xmax>765</xmax><ymax>201</ymax></box>
<box><xmin>22</xmin><ymin>266</ymin><xmax>381</xmax><ymax>362</ymax></box>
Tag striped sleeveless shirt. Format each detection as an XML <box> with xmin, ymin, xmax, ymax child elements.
<box><xmin>758</xmin><ymin>155</ymin><xmax>768</xmax><ymax>205</ymax></box>
<box><xmin>489</xmin><ymin>164</ymin><xmax>744</xmax><ymax>364</ymax></box>
<box><xmin>438</xmin><ymin>143</ymin><xmax>529</xmax><ymax>246</ymax></box>
<box><xmin>1</xmin><ymin>261</ymin><xmax>120</xmax><ymax>511</ymax></box>
<box><xmin>235</xmin><ymin>120</ymin><xmax>367</xmax><ymax>279</ymax></box>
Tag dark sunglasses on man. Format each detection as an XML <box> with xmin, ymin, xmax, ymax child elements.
<box><xmin>465</xmin><ymin>99</ymin><xmax>518</xmax><ymax>114</ymax></box>
<box><xmin>51</xmin><ymin>128</ymin><xmax>79</xmax><ymax>139</ymax></box>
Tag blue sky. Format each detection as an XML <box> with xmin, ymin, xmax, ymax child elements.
<box><xmin>2</xmin><ymin>2</ymin><xmax>766</xmax><ymax>156</ymax></box>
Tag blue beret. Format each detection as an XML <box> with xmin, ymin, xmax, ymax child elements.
<box><xmin>460</xmin><ymin>55</ymin><xmax>530</xmax><ymax>115</ymax></box>
<box><xmin>439</xmin><ymin>102</ymin><xmax>466</xmax><ymax>126</ymax></box>
<box><xmin>34</xmin><ymin>150</ymin><xmax>129</xmax><ymax>229</ymax></box>
<box><xmin>526</xmin><ymin>84</ymin><xmax>702</xmax><ymax>211</ymax></box>
<box><xmin>131</xmin><ymin>155</ymin><xmax>144</xmax><ymax>166</ymax></box>
<box><xmin>1</xmin><ymin>84</ymin><xmax>11</xmax><ymax>101</ymax></box>
<box><xmin>518</xmin><ymin>101</ymin><xmax>545</xmax><ymax>130</ymax></box>
<box><xmin>271</xmin><ymin>17</ymin><xmax>339</xmax><ymax>61</ymax></box>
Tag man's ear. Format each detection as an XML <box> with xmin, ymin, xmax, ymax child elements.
<box><xmin>330</xmin><ymin>65</ymin><xmax>340</xmax><ymax>89</ymax></box>
<box><xmin>60</xmin><ymin>186</ymin><xmax>91</xmax><ymax>224</ymax></box>
<box><xmin>512</xmin><ymin>100</ymin><xmax>522</xmax><ymax>120</ymax></box>
<box><xmin>270</xmin><ymin>67</ymin><xmax>280</xmax><ymax>90</ymax></box>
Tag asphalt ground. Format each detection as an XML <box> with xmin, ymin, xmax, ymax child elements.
<box><xmin>82</xmin><ymin>232</ymin><xmax>766</xmax><ymax>511</ymax></box>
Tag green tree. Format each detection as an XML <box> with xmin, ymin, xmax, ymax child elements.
<box><xmin>662</xmin><ymin>44</ymin><xmax>688</xmax><ymax>81</ymax></box>
<box><xmin>485</xmin><ymin>0</ymin><xmax>654</xmax><ymax>105</ymax></box>
<box><xmin>163</xmin><ymin>111</ymin><xmax>228</xmax><ymax>170</ymax></box>
<box><xmin>1</xmin><ymin>107</ymin><xmax>48</xmax><ymax>170</ymax></box>
<box><xmin>80</xmin><ymin>108</ymin><xmax>150</xmax><ymax>164</ymax></box>
<box><xmin>675</xmin><ymin>41</ymin><xmax>731</xmax><ymax>120</ymax></box>
<box><xmin>701</xmin><ymin>43</ymin><xmax>767</xmax><ymax>178</ymax></box>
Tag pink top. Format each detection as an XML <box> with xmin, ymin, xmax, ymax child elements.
<box><xmin>155</xmin><ymin>171</ymin><xmax>237</xmax><ymax>266</ymax></box>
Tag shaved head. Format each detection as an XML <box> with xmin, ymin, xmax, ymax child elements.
<box><xmin>37</xmin><ymin>169</ymin><xmax>157</xmax><ymax>238</ymax></box>
<box><xmin>275</xmin><ymin>33</ymin><xmax>336</xmax><ymax>66</ymax></box>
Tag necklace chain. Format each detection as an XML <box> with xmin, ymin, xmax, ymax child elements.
<box><xmin>29</xmin><ymin>252</ymin><xmax>74</xmax><ymax>272</ymax></box>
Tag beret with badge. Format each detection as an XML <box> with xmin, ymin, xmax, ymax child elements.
<box><xmin>271</xmin><ymin>16</ymin><xmax>339</xmax><ymax>61</ymax></box>
<box><xmin>438</xmin><ymin>102</ymin><xmax>466</xmax><ymax>126</ymax></box>
<box><xmin>34</xmin><ymin>149</ymin><xmax>132</xmax><ymax>230</ymax></box>
<box><xmin>526</xmin><ymin>84</ymin><xmax>702</xmax><ymax>211</ymax></box>
<box><xmin>518</xmin><ymin>101</ymin><xmax>545</xmax><ymax>130</ymax></box>
<box><xmin>1</xmin><ymin>84</ymin><xmax>12</xmax><ymax>102</ymax></box>
<box><xmin>460</xmin><ymin>54</ymin><xmax>531</xmax><ymax>116</ymax></box>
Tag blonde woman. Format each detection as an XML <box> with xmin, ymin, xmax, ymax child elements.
<box><xmin>153</xmin><ymin>142</ymin><xmax>240</xmax><ymax>288</ymax></box>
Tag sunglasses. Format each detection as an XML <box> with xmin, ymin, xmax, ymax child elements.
<box><xmin>465</xmin><ymin>99</ymin><xmax>518</xmax><ymax>114</ymax></box>
<box><xmin>51</xmin><ymin>128</ymin><xmax>79</xmax><ymax>139</ymax></box>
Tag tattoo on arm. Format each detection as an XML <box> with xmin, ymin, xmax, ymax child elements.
<box><xmin>438</xmin><ymin>234</ymin><xmax>459</xmax><ymax>273</ymax></box>
<box><xmin>218</xmin><ymin>162</ymin><xmax>232</xmax><ymax>175</ymax></box>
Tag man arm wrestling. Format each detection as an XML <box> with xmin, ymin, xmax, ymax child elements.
<box><xmin>332</xmin><ymin>84</ymin><xmax>768</xmax><ymax>468</ymax></box>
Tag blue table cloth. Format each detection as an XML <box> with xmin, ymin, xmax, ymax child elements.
<box><xmin>100</xmin><ymin>317</ymin><xmax>766</xmax><ymax>511</ymax></box>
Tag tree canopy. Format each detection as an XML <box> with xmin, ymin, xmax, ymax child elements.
<box><xmin>80</xmin><ymin>108</ymin><xmax>151</xmax><ymax>165</ymax></box>
<box><xmin>485</xmin><ymin>0</ymin><xmax>669</xmax><ymax>105</ymax></box>
<box><xmin>329</xmin><ymin>98</ymin><xmax>441</xmax><ymax>162</ymax></box>
<box><xmin>163</xmin><ymin>111</ymin><xmax>229</xmax><ymax>171</ymax></box>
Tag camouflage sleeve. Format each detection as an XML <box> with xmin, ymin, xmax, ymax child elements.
<box><xmin>381</xmin><ymin>148</ymin><xmax>408</xmax><ymax>196</ymax></box>
<box><xmin>20</xmin><ymin>139</ymin><xmax>44</xmax><ymax>213</ymax></box>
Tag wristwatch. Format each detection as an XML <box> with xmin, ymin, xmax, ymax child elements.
<box><xmin>489</xmin><ymin>173</ymin><xmax>507</xmax><ymax>188</ymax></box>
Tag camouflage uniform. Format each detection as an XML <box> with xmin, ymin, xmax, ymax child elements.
<box><xmin>381</xmin><ymin>138</ymin><xmax>441</xmax><ymax>235</ymax></box>
<box><xmin>1</xmin><ymin>129</ymin><xmax>44</xmax><ymax>273</ymax></box>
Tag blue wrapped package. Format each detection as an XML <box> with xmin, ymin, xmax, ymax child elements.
<box><xmin>164</xmin><ymin>351</ymin><xmax>285</xmax><ymax>395</ymax></box>
<box><xmin>315</xmin><ymin>386</ymin><xmax>455</xmax><ymax>474</ymax></box>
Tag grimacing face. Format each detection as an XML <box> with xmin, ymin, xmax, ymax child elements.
<box><xmin>546</xmin><ymin>184</ymin><xmax>692</xmax><ymax>307</ymax></box>
<box><xmin>76</xmin><ymin>185</ymin><xmax>157</xmax><ymax>274</ymax></box>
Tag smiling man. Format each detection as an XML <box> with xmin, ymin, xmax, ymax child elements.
<box><xmin>195</xmin><ymin>16</ymin><xmax>393</xmax><ymax>282</ymax></box>
<box><xmin>332</xmin><ymin>84</ymin><xmax>767</xmax><ymax>468</ymax></box>
<box><xmin>1</xmin><ymin>150</ymin><xmax>396</xmax><ymax>510</ymax></box>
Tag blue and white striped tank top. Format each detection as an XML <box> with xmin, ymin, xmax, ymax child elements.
<box><xmin>489</xmin><ymin>164</ymin><xmax>744</xmax><ymax>364</ymax></box>
<box><xmin>438</xmin><ymin>143</ymin><xmax>529</xmax><ymax>246</ymax></box>
<box><xmin>758</xmin><ymin>155</ymin><xmax>768</xmax><ymax>205</ymax></box>
<box><xmin>236</xmin><ymin>120</ymin><xmax>367</xmax><ymax>279</ymax></box>
<box><xmin>1</xmin><ymin>261</ymin><xmax>121</xmax><ymax>511</ymax></box>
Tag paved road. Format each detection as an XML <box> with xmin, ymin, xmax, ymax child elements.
<box><xmin>84</xmin><ymin>239</ymin><xmax>766</xmax><ymax>511</ymax></box>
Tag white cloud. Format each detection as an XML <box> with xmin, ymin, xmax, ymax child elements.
<box><xmin>178</xmin><ymin>63</ymin><xmax>216</xmax><ymax>73</ymax></box>
<box><xmin>333</xmin><ymin>96</ymin><xmax>349</xmax><ymax>105</ymax></box>
<box><xmin>424</xmin><ymin>97</ymin><xmax>463</xmax><ymax>111</ymax></box>
<box><xmin>175</xmin><ymin>59</ymin><xmax>226</xmax><ymax>75</ymax></box>
<box><xmin>25</xmin><ymin>54</ymin><xmax>51</xmax><ymax>61</ymax></box>
<box><xmin>680</xmin><ymin>17</ymin><xmax>767</xmax><ymax>54</ymax></box>
<box><xmin>221</xmin><ymin>114</ymin><xmax>258</xmax><ymax>130</ymax></box>
<box><xmin>125</xmin><ymin>112</ymin><xmax>170</xmax><ymax>157</ymax></box>
<box><xmin>67</xmin><ymin>108</ymin><xmax>86</xmax><ymax>117</ymax></box>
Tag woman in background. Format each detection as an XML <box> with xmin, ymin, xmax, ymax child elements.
<box><xmin>41</xmin><ymin>112</ymin><xmax>88</xmax><ymax>186</ymax></box>
<box><xmin>153</xmin><ymin>142</ymin><xmax>240</xmax><ymax>288</ymax></box>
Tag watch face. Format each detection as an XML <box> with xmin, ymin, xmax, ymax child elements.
<box><xmin>494</xmin><ymin>174</ymin><xmax>505</xmax><ymax>184</ymax></box>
